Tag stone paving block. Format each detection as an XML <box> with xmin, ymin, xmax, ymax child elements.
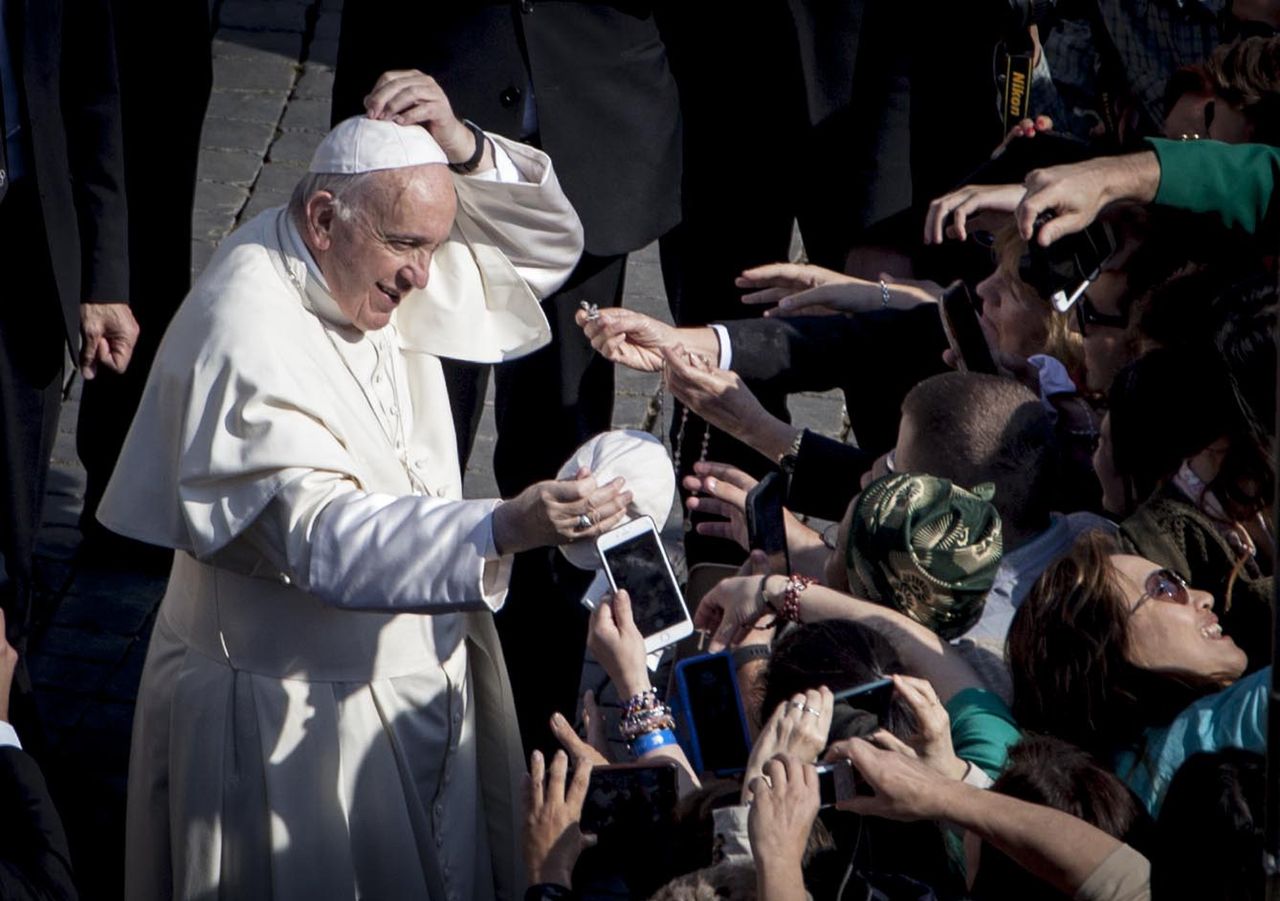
<box><xmin>268</xmin><ymin>128</ymin><xmax>324</xmax><ymax>164</ymax></box>
<box><xmin>193</xmin><ymin>206</ymin><xmax>240</xmax><ymax>242</ymax></box>
<box><xmin>218</xmin><ymin>0</ymin><xmax>309</xmax><ymax>33</ymax></box>
<box><xmin>214</xmin><ymin>28</ymin><xmax>305</xmax><ymax>60</ymax></box>
<box><xmin>294</xmin><ymin>64</ymin><xmax>335</xmax><ymax>100</ymax></box>
<box><xmin>196</xmin><ymin>178</ymin><xmax>251</xmax><ymax>214</ymax></box>
<box><xmin>279</xmin><ymin>96</ymin><xmax>330</xmax><ymax>133</ymax></box>
<box><xmin>212</xmin><ymin>53</ymin><xmax>297</xmax><ymax>94</ymax></box>
<box><xmin>788</xmin><ymin>390</ymin><xmax>845</xmax><ymax>437</ymax></box>
<box><xmin>198</xmin><ymin>146</ymin><xmax>264</xmax><ymax>186</ymax></box>
<box><xmin>202</xmin><ymin>115</ymin><xmax>279</xmax><ymax>157</ymax></box>
<box><xmin>205</xmin><ymin>88</ymin><xmax>289</xmax><ymax>126</ymax></box>
<box><xmin>51</xmin><ymin>587</ymin><xmax>160</xmax><ymax>637</ymax></box>
<box><xmin>40</xmin><ymin>495</ymin><xmax>80</xmax><ymax>528</ymax></box>
<box><xmin>44</xmin><ymin>465</ymin><xmax>85</xmax><ymax>502</ymax></box>
<box><xmin>52</xmin><ymin>428</ymin><xmax>77</xmax><ymax>466</ymax></box>
<box><xmin>239</xmin><ymin>189</ymin><xmax>291</xmax><ymax>223</ymax></box>
<box><xmin>37</xmin><ymin>626</ymin><xmax>134</xmax><ymax>666</ymax></box>
<box><xmin>612</xmin><ymin>395</ymin><xmax>651</xmax><ymax>430</ymax></box>
<box><xmin>192</xmin><ymin>238</ymin><xmax>221</xmax><ymax>276</ymax></box>
<box><xmin>253</xmin><ymin>159</ymin><xmax>309</xmax><ymax>194</ymax></box>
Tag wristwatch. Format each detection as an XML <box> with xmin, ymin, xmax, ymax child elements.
<box><xmin>777</xmin><ymin>428</ymin><xmax>806</xmax><ymax>475</ymax></box>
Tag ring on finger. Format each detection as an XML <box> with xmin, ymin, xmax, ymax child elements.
<box><xmin>803</xmin><ymin>706</ymin><xmax>822</xmax><ymax>717</ymax></box>
<box><xmin>577</xmin><ymin>513</ymin><xmax>593</xmax><ymax>530</ymax></box>
<box><xmin>789</xmin><ymin>700</ymin><xmax>806</xmax><ymax>711</ymax></box>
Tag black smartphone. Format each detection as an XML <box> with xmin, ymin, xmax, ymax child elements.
<box><xmin>673</xmin><ymin>652</ymin><xmax>753</xmax><ymax>775</ymax></box>
<box><xmin>580</xmin><ymin>761</ymin><xmax>681</xmax><ymax>839</ymax></box>
<box><xmin>1021</xmin><ymin>215</ymin><xmax>1118</xmax><ymax>313</ymax></box>
<box><xmin>745</xmin><ymin>470</ymin><xmax>791</xmax><ymax>574</ymax></box>
<box><xmin>815</xmin><ymin>759</ymin><xmax>858</xmax><ymax>806</ymax></box>
<box><xmin>939</xmin><ymin>280</ymin><xmax>999</xmax><ymax>375</ymax></box>
<box><xmin>833</xmin><ymin>677</ymin><xmax>895</xmax><ymax>721</ymax></box>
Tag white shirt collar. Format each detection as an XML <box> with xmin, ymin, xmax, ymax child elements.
<box><xmin>280</xmin><ymin>211</ymin><xmax>355</xmax><ymax>329</ymax></box>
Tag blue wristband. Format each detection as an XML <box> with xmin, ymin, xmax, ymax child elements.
<box><xmin>629</xmin><ymin>728</ymin><xmax>677</xmax><ymax>758</ymax></box>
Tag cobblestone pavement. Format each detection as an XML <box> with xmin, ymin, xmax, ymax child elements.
<box><xmin>26</xmin><ymin>2</ymin><xmax>845</xmax><ymax>897</ymax></box>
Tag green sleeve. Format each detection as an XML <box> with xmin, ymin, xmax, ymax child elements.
<box><xmin>1148</xmin><ymin>138</ymin><xmax>1280</xmax><ymax>235</ymax></box>
<box><xmin>946</xmin><ymin>687</ymin><xmax>1022</xmax><ymax>779</ymax></box>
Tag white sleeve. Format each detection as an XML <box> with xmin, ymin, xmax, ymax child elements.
<box><xmin>708</xmin><ymin>323</ymin><xmax>733</xmax><ymax>370</ymax></box>
<box><xmin>0</xmin><ymin>721</ymin><xmax>22</xmax><ymax>750</ymax></box>
<box><xmin>238</xmin><ymin>470</ymin><xmax>513</xmax><ymax>613</ymax></box>
<box><xmin>464</xmin><ymin>138</ymin><xmax>526</xmax><ymax>185</ymax></box>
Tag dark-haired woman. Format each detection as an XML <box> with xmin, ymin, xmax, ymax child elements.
<box><xmin>1007</xmin><ymin>531</ymin><xmax>1267</xmax><ymax>815</ymax></box>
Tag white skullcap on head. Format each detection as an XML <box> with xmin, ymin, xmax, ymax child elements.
<box><xmin>557</xmin><ymin>430</ymin><xmax>676</xmax><ymax>572</ymax></box>
<box><xmin>309</xmin><ymin>116</ymin><xmax>449</xmax><ymax>174</ymax></box>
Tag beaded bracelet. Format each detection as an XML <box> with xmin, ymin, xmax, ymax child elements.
<box><xmin>778</xmin><ymin>574</ymin><xmax>814</xmax><ymax>622</ymax></box>
<box><xmin>629</xmin><ymin>728</ymin><xmax>678</xmax><ymax>758</ymax></box>
<box><xmin>620</xmin><ymin>708</ymin><xmax>676</xmax><ymax>741</ymax></box>
<box><xmin>622</xmin><ymin>688</ymin><xmax>661</xmax><ymax>718</ymax></box>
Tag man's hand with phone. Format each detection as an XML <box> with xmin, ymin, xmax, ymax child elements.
<box><xmin>523</xmin><ymin>749</ymin><xmax>596</xmax><ymax>889</ymax></box>
<box><xmin>823</xmin><ymin>737</ymin><xmax>954</xmax><ymax>822</ymax></box>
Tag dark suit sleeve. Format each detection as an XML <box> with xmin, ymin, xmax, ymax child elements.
<box><xmin>61</xmin><ymin>0</ymin><xmax>129</xmax><ymax>303</ymax></box>
<box><xmin>0</xmin><ymin>747</ymin><xmax>77</xmax><ymax>900</ymax></box>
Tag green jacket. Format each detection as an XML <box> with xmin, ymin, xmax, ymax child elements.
<box><xmin>1148</xmin><ymin>138</ymin><xmax>1280</xmax><ymax>237</ymax></box>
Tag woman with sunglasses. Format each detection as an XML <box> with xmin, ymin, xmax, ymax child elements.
<box><xmin>1006</xmin><ymin>530</ymin><xmax>1265</xmax><ymax>815</ymax></box>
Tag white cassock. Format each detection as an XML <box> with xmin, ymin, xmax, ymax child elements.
<box><xmin>97</xmin><ymin>134</ymin><xmax>583</xmax><ymax>901</ymax></box>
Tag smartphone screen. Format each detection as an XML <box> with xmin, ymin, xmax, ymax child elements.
<box><xmin>940</xmin><ymin>280</ymin><xmax>999</xmax><ymax>375</ymax></box>
<box><xmin>745</xmin><ymin>471</ymin><xmax>790</xmax><ymax>575</ymax></box>
<box><xmin>676</xmin><ymin>653</ymin><xmax>751</xmax><ymax>775</ymax></box>
<box><xmin>580</xmin><ymin>763</ymin><xmax>679</xmax><ymax>838</ymax></box>
<box><xmin>816</xmin><ymin>759</ymin><xmax>857</xmax><ymax>806</ymax></box>
<box><xmin>833</xmin><ymin>677</ymin><xmax>894</xmax><ymax>722</ymax></box>
<box><xmin>601</xmin><ymin>530</ymin><xmax>687</xmax><ymax>638</ymax></box>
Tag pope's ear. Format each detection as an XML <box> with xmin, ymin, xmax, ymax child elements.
<box><xmin>303</xmin><ymin>191</ymin><xmax>339</xmax><ymax>251</ymax></box>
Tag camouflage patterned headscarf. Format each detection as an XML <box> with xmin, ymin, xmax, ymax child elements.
<box><xmin>845</xmin><ymin>473</ymin><xmax>1004</xmax><ymax>640</ymax></box>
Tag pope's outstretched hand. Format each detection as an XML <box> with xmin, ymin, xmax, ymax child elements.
<box><xmin>492</xmin><ymin>467</ymin><xmax>632</xmax><ymax>555</ymax></box>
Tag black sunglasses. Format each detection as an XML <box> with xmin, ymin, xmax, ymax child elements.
<box><xmin>1074</xmin><ymin>293</ymin><xmax>1129</xmax><ymax>336</ymax></box>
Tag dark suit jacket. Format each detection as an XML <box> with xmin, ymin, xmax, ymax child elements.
<box><xmin>15</xmin><ymin>0</ymin><xmax>130</xmax><ymax>348</ymax></box>
<box><xmin>332</xmin><ymin>1</ymin><xmax>681</xmax><ymax>258</ymax></box>
<box><xmin>0</xmin><ymin>746</ymin><xmax>77</xmax><ymax>900</ymax></box>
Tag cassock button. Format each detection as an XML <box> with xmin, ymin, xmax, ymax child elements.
<box><xmin>499</xmin><ymin>86</ymin><xmax>522</xmax><ymax>108</ymax></box>
<box><xmin>279</xmin><ymin>573</ymin><xmax>292</xmax><ymax>586</ymax></box>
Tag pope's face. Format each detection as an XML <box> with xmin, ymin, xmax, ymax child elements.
<box><xmin>316</xmin><ymin>165</ymin><xmax>457</xmax><ymax>331</ymax></box>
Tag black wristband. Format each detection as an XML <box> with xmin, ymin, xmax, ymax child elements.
<box><xmin>731</xmin><ymin>644</ymin><xmax>772</xmax><ymax>669</ymax></box>
<box><xmin>448</xmin><ymin>119</ymin><xmax>486</xmax><ymax>173</ymax></box>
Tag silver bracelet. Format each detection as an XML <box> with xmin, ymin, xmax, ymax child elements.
<box><xmin>879</xmin><ymin>279</ymin><xmax>891</xmax><ymax>309</ymax></box>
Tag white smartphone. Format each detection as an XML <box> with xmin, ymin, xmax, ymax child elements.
<box><xmin>595</xmin><ymin>516</ymin><xmax>694</xmax><ymax>653</ymax></box>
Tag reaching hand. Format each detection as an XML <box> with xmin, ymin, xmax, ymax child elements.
<box><xmin>683</xmin><ymin>461</ymin><xmax>810</xmax><ymax>554</ymax></box>
<box><xmin>884</xmin><ymin>675</ymin><xmax>967</xmax><ymax>780</ymax></box>
<box><xmin>549</xmin><ymin>703</ymin><xmax>610</xmax><ymax>768</ymax></box>
<box><xmin>662</xmin><ymin>344</ymin><xmax>769</xmax><ymax>441</ymax></box>
<box><xmin>991</xmin><ymin>114</ymin><xmax>1054</xmax><ymax>159</ymax></box>
<box><xmin>742</xmin><ymin>688</ymin><xmax>834</xmax><ymax>803</ymax></box>
<box><xmin>735</xmin><ymin>262</ymin><xmax>856</xmax><ymax>308</ymax></box>
<box><xmin>492</xmin><ymin>467</ymin><xmax>631</xmax><ymax>555</ymax></box>
<box><xmin>79</xmin><ymin>302</ymin><xmax>139</xmax><ymax>380</ymax></box>
<box><xmin>924</xmin><ymin>184</ymin><xmax>1027</xmax><ymax>245</ymax></box>
<box><xmin>575</xmin><ymin>306</ymin><xmax>677</xmax><ymax>373</ymax></box>
<box><xmin>523</xmin><ymin>749</ymin><xmax>596</xmax><ymax>888</ymax></box>
<box><xmin>824</xmin><ymin>736</ymin><xmax>953</xmax><ymax>821</ymax></box>
<box><xmin>1014</xmin><ymin>151</ymin><xmax>1160</xmax><ymax>246</ymax></box>
<box><xmin>694</xmin><ymin>573</ymin><xmax>777</xmax><ymax>652</ymax></box>
<box><xmin>587</xmin><ymin>590</ymin><xmax>651</xmax><ymax>698</ymax></box>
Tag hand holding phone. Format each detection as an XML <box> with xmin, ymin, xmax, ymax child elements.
<box><xmin>939</xmin><ymin>280</ymin><xmax>999</xmax><ymax>376</ymax></box>
<box><xmin>745</xmin><ymin>471</ymin><xmax>791</xmax><ymax>575</ymax></box>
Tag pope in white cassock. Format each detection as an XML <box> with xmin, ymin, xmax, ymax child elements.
<box><xmin>96</xmin><ymin>72</ymin><xmax>634</xmax><ymax>901</ymax></box>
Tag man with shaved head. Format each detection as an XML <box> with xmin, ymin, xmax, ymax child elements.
<box><xmin>99</xmin><ymin>73</ymin><xmax>622</xmax><ymax>900</ymax></box>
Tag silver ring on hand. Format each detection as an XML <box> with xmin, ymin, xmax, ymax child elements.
<box><xmin>577</xmin><ymin>513</ymin><xmax>594</xmax><ymax>529</ymax></box>
<box><xmin>789</xmin><ymin>700</ymin><xmax>806</xmax><ymax>711</ymax></box>
<box><xmin>879</xmin><ymin>279</ymin><xmax>891</xmax><ymax>309</ymax></box>
<box><xmin>803</xmin><ymin>706</ymin><xmax>822</xmax><ymax>718</ymax></box>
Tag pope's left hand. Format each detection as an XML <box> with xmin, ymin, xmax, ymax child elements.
<box><xmin>363</xmin><ymin>69</ymin><xmax>488</xmax><ymax>168</ymax></box>
<box><xmin>492</xmin><ymin>467</ymin><xmax>632</xmax><ymax>555</ymax></box>
<box><xmin>79</xmin><ymin>302</ymin><xmax>139</xmax><ymax>380</ymax></box>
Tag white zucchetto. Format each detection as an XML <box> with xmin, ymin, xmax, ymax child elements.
<box><xmin>310</xmin><ymin>116</ymin><xmax>450</xmax><ymax>174</ymax></box>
